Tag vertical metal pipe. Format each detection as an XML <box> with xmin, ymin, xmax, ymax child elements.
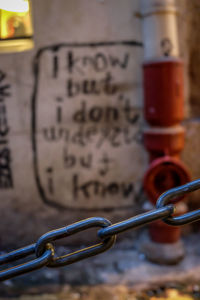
<box><xmin>140</xmin><ymin>0</ymin><xmax>190</xmax><ymax>244</ymax></box>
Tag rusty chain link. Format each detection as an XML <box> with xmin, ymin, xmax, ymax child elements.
<box><xmin>0</xmin><ymin>179</ymin><xmax>200</xmax><ymax>282</ymax></box>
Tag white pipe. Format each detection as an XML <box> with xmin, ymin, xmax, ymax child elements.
<box><xmin>140</xmin><ymin>0</ymin><xmax>179</xmax><ymax>60</ymax></box>
<box><xmin>0</xmin><ymin>0</ymin><xmax>29</xmax><ymax>13</ymax></box>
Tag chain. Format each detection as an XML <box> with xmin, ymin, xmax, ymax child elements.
<box><xmin>0</xmin><ymin>179</ymin><xmax>200</xmax><ymax>282</ymax></box>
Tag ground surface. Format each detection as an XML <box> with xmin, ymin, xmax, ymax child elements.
<box><xmin>1</xmin><ymin>232</ymin><xmax>200</xmax><ymax>299</ymax></box>
<box><xmin>0</xmin><ymin>285</ymin><xmax>200</xmax><ymax>300</ymax></box>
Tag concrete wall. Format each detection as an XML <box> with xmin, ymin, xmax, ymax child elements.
<box><xmin>181</xmin><ymin>0</ymin><xmax>200</xmax><ymax>208</ymax></box>
<box><xmin>0</xmin><ymin>0</ymin><xmax>147</xmax><ymax>248</ymax></box>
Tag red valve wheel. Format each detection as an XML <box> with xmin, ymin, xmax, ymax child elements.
<box><xmin>143</xmin><ymin>156</ymin><xmax>191</xmax><ymax>204</ymax></box>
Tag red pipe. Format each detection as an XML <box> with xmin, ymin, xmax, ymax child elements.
<box><xmin>144</xmin><ymin>126</ymin><xmax>185</xmax><ymax>161</ymax></box>
<box><xmin>143</xmin><ymin>58</ymin><xmax>191</xmax><ymax>244</ymax></box>
<box><xmin>143</xmin><ymin>59</ymin><xmax>184</xmax><ymax>127</ymax></box>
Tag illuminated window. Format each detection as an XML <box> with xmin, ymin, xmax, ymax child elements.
<box><xmin>0</xmin><ymin>0</ymin><xmax>34</xmax><ymax>53</ymax></box>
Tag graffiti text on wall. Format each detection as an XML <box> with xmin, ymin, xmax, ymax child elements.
<box><xmin>32</xmin><ymin>41</ymin><xmax>143</xmax><ymax>211</ymax></box>
<box><xmin>0</xmin><ymin>71</ymin><xmax>13</xmax><ymax>188</ymax></box>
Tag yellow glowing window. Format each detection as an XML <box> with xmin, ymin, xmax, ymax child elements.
<box><xmin>0</xmin><ymin>0</ymin><xmax>34</xmax><ymax>53</ymax></box>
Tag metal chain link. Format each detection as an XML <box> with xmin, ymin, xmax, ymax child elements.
<box><xmin>1</xmin><ymin>179</ymin><xmax>200</xmax><ymax>282</ymax></box>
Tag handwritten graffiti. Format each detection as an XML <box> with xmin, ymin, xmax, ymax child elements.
<box><xmin>32</xmin><ymin>41</ymin><xmax>143</xmax><ymax>210</ymax></box>
<box><xmin>161</xmin><ymin>38</ymin><xmax>173</xmax><ymax>57</ymax></box>
<box><xmin>42</xmin><ymin>126</ymin><xmax>142</xmax><ymax>148</ymax></box>
<box><xmin>0</xmin><ymin>71</ymin><xmax>13</xmax><ymax>188</ymax></box>
<box><xmin>72</xmin><ymin>174</ymin><xmax>134</xmax><ymax>199</ymax></box>
<box><xmin>0</xmin><ymin>148</ymin><xmax>13</xmax><ymax>188</ymax></box>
